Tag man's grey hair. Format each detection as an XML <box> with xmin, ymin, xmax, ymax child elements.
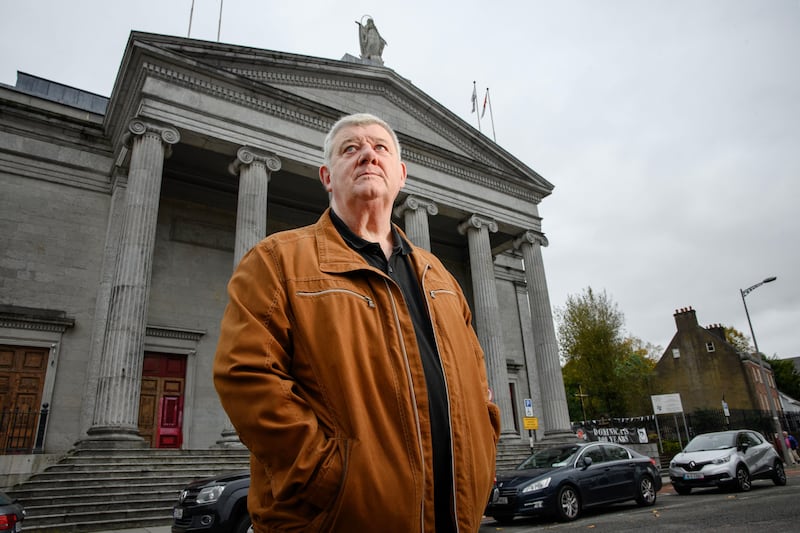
<box><xmin>323</xmin><ymin>113</ymin><xmax>402</xmax><ymax>165</ymax></box>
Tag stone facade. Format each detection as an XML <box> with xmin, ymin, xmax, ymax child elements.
<box><xmin>0</xmin><ymin>32</ymin><xmax>573</xmax><ymax>479</ymax></box>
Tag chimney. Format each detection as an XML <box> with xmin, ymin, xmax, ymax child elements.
<box><xmin>673</xmin><ymin>306</ymin><xmax>699</xmax><ymax>332</ymax></box>
<box><xmin>706</xmin><ymin>323</ymin><xmax>726</xmax><ymax>340</ymax></box>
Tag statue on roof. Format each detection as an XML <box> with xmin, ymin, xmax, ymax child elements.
<box><xmin>356</xmin><ymin>16</ymin><xmax>387</xmax><ymax>65</ymax></box>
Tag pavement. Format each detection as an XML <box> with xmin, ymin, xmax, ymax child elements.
<box><xmin>92</xmin><ymin>468</ymin><xmax>800</xmax><ymax>532</ymax></box>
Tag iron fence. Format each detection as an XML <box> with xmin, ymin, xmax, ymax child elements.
<box><xmin>0</xmin><ymin>404</ymin><xmax>49</xmax><ymax>454</ymax></box>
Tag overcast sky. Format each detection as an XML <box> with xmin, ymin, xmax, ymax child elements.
<box><xmin>2</xmin><ymin>0</ymin><xmax>798</xmax><ymax>359</ymax></box>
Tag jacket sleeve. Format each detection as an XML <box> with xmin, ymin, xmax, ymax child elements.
<box><xmin>213</xmin><ymin>244</ymin><xmax>343</xmax><ymax>509</ymax></box>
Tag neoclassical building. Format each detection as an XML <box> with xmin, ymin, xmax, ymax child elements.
<box><xmin>0</xmin><ymin>31</ymin><xmax>571</xmax><ymax>480</ymax></box>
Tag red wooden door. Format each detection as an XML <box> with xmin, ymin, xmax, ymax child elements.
<box><xmin>139</xmin><ymin>353</ymin><xmax>186</xmax><ymax>448</ymax></box>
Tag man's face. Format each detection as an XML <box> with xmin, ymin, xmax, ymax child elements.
<box><xmin>319</xmin><ymin>123</ymin><xmax>407</xmax><ymax>211</ymax></box>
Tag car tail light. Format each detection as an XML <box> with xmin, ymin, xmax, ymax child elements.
<box><xmin>0</xmin><ymin>513</ymin><xmax>19</xmax><ymax>531</ymax></box>
<box><xmin>649</xmin><ymin>458</ymin><xmax>657</xmax><ymax>467</ymax></box>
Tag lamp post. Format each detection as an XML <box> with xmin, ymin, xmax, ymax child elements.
<box><xmin>740</xmin><ymin>276</ymin><xmax>791</xmax><ymax>464</ymax></box>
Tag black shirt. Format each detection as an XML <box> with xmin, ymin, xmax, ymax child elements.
<box><xmin>330</xmin><ymin>210</ymin><xmax>455</xmax><ymax>532</ymax></box>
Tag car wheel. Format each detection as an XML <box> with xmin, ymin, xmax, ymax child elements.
<box><xmin>233</xmin><ymin>513</ymin><xmax>252</xmax><ymax>533</ymax></box>
<box><xmin>772</xmin><ymin>460</ymin><xmax>787</xmax><ymax>486</ymax></box>
<box><xmin>635</xmin><ymin>474</ymin><xmax>657</xmax><ymax>506</ymax></box>
<box><xmin>492</xmin><ymin>515</ymin><xmax>515</xmax><ymax>525</ymax></box>
<box><xmin>673</xmin><ymin>484</ymin><xmax>691</xmax><ymax>495</ymax></box>
<box><xmin>735</xmin><ymin>465</ymin><xmax>751</xmax><ymax>492</ymax></box>
<box><xmin>555</xmin><ymin>485</ymin><xmax>580</xmax><ymax>521</ymax></box>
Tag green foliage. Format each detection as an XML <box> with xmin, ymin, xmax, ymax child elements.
<box><xmin>661</xmin><ymin>439</ymin><xmax>683</xmax><ymax>458</ymax></box>
<box><xmin>766</xmin><ymin>355</ymin><xmax>800</xmax><ymax>400</ymax></box>
<box><xmin>556</xmin><ymin>287</ymin><xmax>657</xmax><ymax>419</ymax></box>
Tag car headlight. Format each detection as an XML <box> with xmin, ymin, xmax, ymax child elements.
<box><xmin>196</xmin><ymin>484</ymin><xmax>226</xmax><ymax>504</ymax></box>
<box><xmin>711</xmin><ymin>455</ymin><xmax>732</xmax><ymax>465</ymax></box>
<box><xmin>522</xmin><ymin>476</ymin><xmax>551</xmax><ymax>494</ymax></box>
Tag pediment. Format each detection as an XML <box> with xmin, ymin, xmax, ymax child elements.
<box><xmin>111</xmin><ymin>32</ymin><xmax>553</xmax><ymax>201</ymax></box>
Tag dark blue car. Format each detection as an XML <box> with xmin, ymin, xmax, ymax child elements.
<box><xmin>485</xmin><ymin>442</ymin><xmax>661</xmax><ymax>524</ymax></box>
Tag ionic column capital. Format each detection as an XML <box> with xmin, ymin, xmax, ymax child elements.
<box><xmin>513</xmin><ymin>230</ymin><xmax>549</xmax><ymax>249</ymax></box>
<box><xmin>394</xmin><ymin>195</ymin><xmax>439</xmax><ymax>218</ymax></box>
<box><xmin>123</xmin><ymin>119</ymin><xmax>180</xmax><ymax>159</ymax></box>
<box><xmin>228</xmin><ymin>146</ymin><xmax>282</xmax><ymax>176</ymax></box>
<box><xmin>457</xmin><ymin>213</ymin><xmax>498</xmax><ymax>235</ymax></box>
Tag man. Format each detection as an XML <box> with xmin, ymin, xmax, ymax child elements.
<box><xmin>214</xmin><ymin>113</ymin><xmax>501</xmax><ymax>532</ymax></box>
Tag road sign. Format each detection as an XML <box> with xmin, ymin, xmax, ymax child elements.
<box><xmin>523</xmin><ymin>417</ymin><xmax>538</xmax><ymax>430</ymax></box>
<box><xmin>524</xmin><ymin>398</ymin><xmax>533</xmax><ymax>417</ymax></box>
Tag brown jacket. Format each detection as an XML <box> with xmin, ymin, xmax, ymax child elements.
<box><xmin>214</xmin><ymin>210</ymin><xmax>501</xmax><ymax>532</ymax></box>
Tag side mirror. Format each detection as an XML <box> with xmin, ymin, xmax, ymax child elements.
<box><xmin>582</xmin><ymin>456</ymin><xmax>593</xmax><ymax>469</ymax></box>
<box><xmin>739</xmin><ymin>442</ymin><xmax>749</xmax><ymax>453</ymax></box>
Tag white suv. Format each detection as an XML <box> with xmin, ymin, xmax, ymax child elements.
<box><xmin>669</xmin><ymin>429</ymin><xmax>786</xmax><ymax>495</ymax></box>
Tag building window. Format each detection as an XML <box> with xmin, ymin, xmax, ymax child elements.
<box><xmin>672</xmin><ymin>348</ymin><xmax>680</xmax><ymax>359</ymax></box>
<box><xmin>705</xmin><ymin>342</ymin><xmax>715</xmax><ymax>353</ymax></box>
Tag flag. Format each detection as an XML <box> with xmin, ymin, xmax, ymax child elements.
<box><xmin>471</xmin><ymin>83</ymin><xmax>478</xmax><ymax>113</ymax></box>
<box><xmin>481</xmin><ymin>88</ymin><xmax>489</xmax><ymax>118</ymax></box>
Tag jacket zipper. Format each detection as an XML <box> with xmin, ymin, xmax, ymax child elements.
<box><xmin>295</xmin><ymin>288</ymin><xmax>375</xmax><ymax>308</ymax></box>
<box><xmin>384</xmin><ymin>277</ymin><xmax>426</xmax><ymax>532</ymax></box>
<box><xmin>421</xmin><ymin>266</ymin><xmax>458</xmax><ymax>533</ymax></box>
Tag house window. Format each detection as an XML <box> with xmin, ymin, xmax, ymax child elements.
<box><xmin>705</xmin><ymin>342</ymin><xmax>715</xmax><ymax>353</ymax></box>
<box><xmin>672</xmin><ymin>348</ymin><xmax>680</xmax><ymax>359</ymax></box>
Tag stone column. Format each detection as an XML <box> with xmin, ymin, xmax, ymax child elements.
<box><xmin>457</xmin><ymin>214</ymin><xmax>515</xmax><ymax>435</ymax></box>
<box><xmin>393</xmin><ymin>195</ymin><xmax>438</xmax><ymax>251</ymax></box>
<box><xmin>228</xmin><ymin>146</ymin><xmax>282</xmax><ymax>266</ymax></box>
<box><xmin>80</xmin><ymin>171</ymin><xmax>128</xmax><ymax>436</ymax></box>
<box><xmin>84</xmin><ymin>119</ymin><xmax>179</xmax><ymax>446</ymax></box>
<box><xmin>216</xmin><ymin>146</ymin><xmax>281</xmax><ymax>447</ymax></box>
<box><xmin>514</xmin><ymin>230</ymin><xmax>574</xmax><ymax>440</ymax></box>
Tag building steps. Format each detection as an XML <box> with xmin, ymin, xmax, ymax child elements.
<box><xmin>6</xmin><ymin>448</ymin><xmax>250</xmax><ymax>532</ymax></box>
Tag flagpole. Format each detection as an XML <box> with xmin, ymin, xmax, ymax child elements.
<box><xmin>486</xmin><ymin>88</ymin><xmax>497</xmax><ymax>142</ymax></box>
<box><xmin>188</xmin><ymin>0</ymin><xmax>195</xmax><ymax>37</ymax></box>
<box><xmin>217</xmin><ymin>0</ymin><xmax>224</xmax><ymax>41</ymax></box>
<box><xmin>472</xmin><ymin>81</ymin><xmax>482</xmax><ymax>132</ymax></box>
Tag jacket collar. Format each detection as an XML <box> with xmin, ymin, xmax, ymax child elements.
<box><xmin>315</xmin><ymin>208</ymin><xmax>410</xmax><ymax>274</ymax></box>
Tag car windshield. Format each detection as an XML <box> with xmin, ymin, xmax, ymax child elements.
<box><xmin>516</xmin><ymin>445</ymin><xmax>581</xmax><ymax>469</ymax></box>
<box><xmin>683</xmin><ymin>433</ymin><xmax>736</xmax><ymax>452</ymax></box>
<box><xmin>0</xmin><ymin>491</ymin><xmax>12</xmax><ymax>505</ymax></box>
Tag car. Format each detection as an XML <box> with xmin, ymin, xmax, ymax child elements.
<box><xmin>485</xmin><ymin>441</ymin><xmax>662</xmax><ymax>524</ymax></box>
<box><xmin>669</xmin><ymin>429</ymin><xmax>786</xmax><ymax>495</ymax></box>
<box><xmin>0</xmin><ymin>490</ymin><xmax>25</xmax><ymax>532</ymax></box>
<box><xmin>172</xmin><ymin>470</ymin><xmax>251</xmax><ymax>533</ymax></box>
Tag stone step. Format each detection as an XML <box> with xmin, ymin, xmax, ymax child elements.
<box><xmin>7</xmin><ymin>448</ymin><xmax>250</xmax><ymax>532</ymax></box>
<box><xmin>23</xmin><ymin>513</ymin><xmax>171</xmax><ymax>532</ymax></box>
<box><xmin>30</xmin><ymin>466</ymin><xmax>241</xmax><ymax>479</ymax></box>
<box><xmin>24</xmin><ymin>498</ymin><xmax>173</xmax><ymax>519</ymax></box>
<box><xmin>11</xmin><ymin>473</ymin><xmax>230</xmax><ymax>490</ymax></box>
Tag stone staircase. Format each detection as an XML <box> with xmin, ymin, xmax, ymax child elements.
<box><xmin>495</xmin><ymin>440</ymin><xmax>534</xmax><ymax>472</ymax></box>
<box><xmin>6</xmin><ymin>448</ymin><xmax>250</xmax><ymax>532</ymax></box>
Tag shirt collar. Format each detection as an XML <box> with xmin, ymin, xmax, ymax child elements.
<box><xmin>329</xmin><ymin>209</ymin><xmax>412</xmax><ymax>256</ymax></box>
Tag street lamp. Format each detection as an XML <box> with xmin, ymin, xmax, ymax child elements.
<box><xmin>740</xmin><ymin>276</ymin><xmax>791</xmax><ymax>464</ymax></box>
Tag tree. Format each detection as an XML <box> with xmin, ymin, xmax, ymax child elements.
<box><xmin>724</xmin><ymin>326</ymin><xmax>752</xmax><ymax>353</ymax></box>
<box><xmin>766</xmin><ymin>355</ymin><xmax>800</xmax><ymax>400</ymax></box>
<box><xmin>556</xmin><ymin>287</ymin><xmax>656</xmax><ymax>419</ymax></box>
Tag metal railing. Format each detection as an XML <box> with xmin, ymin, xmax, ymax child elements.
<box><xmin>0</xmin><ymin>404</ymin><xmax>49</xmax><ymax>454</ymax></box>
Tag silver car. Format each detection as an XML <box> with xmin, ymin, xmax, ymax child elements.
<box><xmin>669</xmin><ymin>429</ymin><xmax>786</xmax><ymax>494</ymax></box>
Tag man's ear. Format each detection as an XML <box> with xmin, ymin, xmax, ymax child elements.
<box><xmin>319</xmin><ymin>165</ymin><xmax>332</xmax><ymax>192</ymax></box>
<box><xmin>399</xmin><ymin>162</ymin><xmax>408</xmax><ymax>188</ymax></box>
